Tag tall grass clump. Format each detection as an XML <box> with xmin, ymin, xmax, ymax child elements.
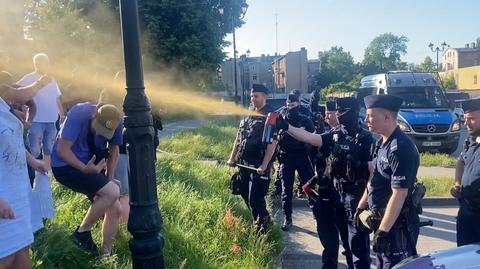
<box><xmin>420</xmin><ymin>153</ymin><xmax>457</xmax><ymax>168</ymax></box>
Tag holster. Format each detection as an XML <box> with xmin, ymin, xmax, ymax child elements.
<box><xmin>229</xmin><ymin>172</ymin><xmax>242</xmax><ymax>195</ymax></box>
<box><xmin>359</xmin><ymin>209</ymin><xmax>383</xmax><ymax>232</ymax></box>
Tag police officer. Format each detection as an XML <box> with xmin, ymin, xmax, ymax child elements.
<box><xmin>451</xmin><ymin>98</ymin><xmax>480</xmax><ymax>246</ymax></box>
<box><xmin>277</xmin><ymin>91</ymin><xmax>315</xmax><ymax>231</ymax></box>
<box><xmin>307</xmin><ymin>99</ymin><xmax>354</xmax><ymax>269</ymax></box>
<box><xmin>277</xmin><ymin>97</ymin><xmax>373</xmax><ymax>269</ymax></box>
<box><xmin>227</xmin><ymin>84</ymin><xmax>277</xmax><ymax>233</ymax></box>
<box><xmin>357</xmin><ymin>94</ymin><xmax>420</xmax><ymax>269</ymax></box>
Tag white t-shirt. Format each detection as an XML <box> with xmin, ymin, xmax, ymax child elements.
<box><xmin>16</xmin><ymin>72</ymin><xmax>62</xmax><ymax>123</ymax></box>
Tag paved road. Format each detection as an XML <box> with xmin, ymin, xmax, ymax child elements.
<box><xmin>277</xmin><ymin>205</ymin><xmax>458</xmax><ymax>269</ymax></box>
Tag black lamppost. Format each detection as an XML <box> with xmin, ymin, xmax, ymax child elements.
<box><xmin>220</xmin><ymin>4</ymin><xmax>248</xmax><ymax>105</ymax></box>
<box><xmin>119</xmin><ymin>1</ymin><xmax>164</xmax><ymax>268</ymax></box>
<box><xmin>428</xmin><ymin>42</ymin><xmax>448</xmax><ymax>72</ymax></box>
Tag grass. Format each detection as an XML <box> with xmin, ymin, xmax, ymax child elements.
<box><xmin>159</xmin><ymin>117</ymin><xmax>239</xmax><ymax>161</ymax></box>
<box><xmin>32</xmin><ymin>116</ymin><xmax>282</xmax><ymax>269</ymax></box>
<box><xmin>420</xmin><ymin>153</ymin><xmax>457</xmax><ymax>168</ymax></box>
<box><xmin>418</xmin><ymin>176</ymin><xmax>453</xmax><ymax>197</ymax></box>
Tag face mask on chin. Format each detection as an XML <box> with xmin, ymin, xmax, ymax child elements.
<box><xmin>337</xmin><ymin>109</ymin><xmax>358</xmax><ymax>130</ymax></box>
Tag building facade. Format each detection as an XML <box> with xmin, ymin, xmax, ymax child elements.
<box><xmin>446</xmin><ymin>66</ymin><xmax>480</xmax><ymax>91</ymax></box>
<box><xmin>272</xmin><ymin>48</ymin><xmax>308</xmax><ymax>94</ymax></box>
<box><xmin>220</xmin><ymin>54</ymin><xmax>277</xmax><ymax>102</ymax></box>
<box><xmin>443</xmin><ymin>42</ymin><xmax>480</xmax><ymax>71</ymax></box>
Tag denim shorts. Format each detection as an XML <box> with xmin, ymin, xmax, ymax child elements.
<box><xmin>27</xmin><ymin>122</ymin><xmax>57</xmax><ymax>157</ymax></box>
<box><xmin>114</xmin><ymin>154</ymin><xmax>129</xmax><ymax>196</ymax></box>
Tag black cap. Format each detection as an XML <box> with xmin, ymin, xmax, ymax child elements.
<box><xmin>292</xmin><ymin>89</ymin><xmax>301</xmax><ymax>96</ymax></box>
<box><xmin>460</xmin><ymin>98</ymin><xmax>480</xmax><ymax>113</ymax></box>
<box><xmin>364</xmin><ymin>94</ymin><xmax>403</xmax><ymax>112</ymax></box>
<box><xmin>251</xmin><ymin>84</ymin><xmax>269</xmax><ymax>94</ymax></box>
<box><xmin>336</xmin><ymin>97</ymin><xmax>359</xmax><ymax>111</ymax></box>
<box><xmin>326</xmin><ymin>101</ymin><xmax>336</xmax><ymax>111</ymax></box>
<box><xmin>288</xmin><ymin>90</ymin><xmax>300</xmax><ymax>102</ymax></box>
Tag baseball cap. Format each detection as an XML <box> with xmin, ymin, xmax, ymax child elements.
<box><xmin>93</xmin><ymin>104</ymin><xmax>121</xmax><ymax>139</ymax></box>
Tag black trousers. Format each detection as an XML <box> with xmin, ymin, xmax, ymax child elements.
<box><xmin>311</xmin><ymin>189</ymin><xmax>354</xmax><ymax>269</ymax></box>
<box><xmin>239</xmin><ymin>167</ymin><xmax>271</xmax><ymax>220</ymax></box>
<box><xmin>457</xmin><ymin>203</ymin><xmax>480</xmax><ymax>246</ymax></box>
<box><xmin>279</xmin><ymin>152</ymin><xmax>314</xmax><ymax>216</ymax></box>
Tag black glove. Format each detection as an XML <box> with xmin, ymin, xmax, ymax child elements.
<box><xmin>373</xmin><ymin>230</ymin><xmax>390</xmax><ymax>254</ymax></box>
<box><xmin>276</xmin><ymin>114</ymin><xmax>289</xmax><ymax>131</ymax></box>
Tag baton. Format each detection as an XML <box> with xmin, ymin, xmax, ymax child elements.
<box><xmin>235</xmin><ymin>163</ymin><xmax>258</xmax><ymax>171</ymax></box>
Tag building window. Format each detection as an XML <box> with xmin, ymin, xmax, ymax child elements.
<box><xmin>252</xmin><ymin>74</ymin><xmax>257</xmax><ymax>81</ymax></box>
<box><xmin>475</xmin><ymin>75</ymin><xmax>478</xmax><ymax>85</ymax></box>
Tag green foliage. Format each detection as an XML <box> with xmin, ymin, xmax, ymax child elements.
<box><xmin>137</xmin><ymin>0</ymin><xmax>247</xmax><ymax>72</ymax></box>
<box><xmin>442</xmin><ymin>73</ymin><xmax>457</xmax><ymax>90</ymax></box>
<box><xmin>33</xmin><ymin>118</ymin><xmax>281</xmax><ymax>268</ymax></box>
<box><xmin>316</xmin><ymin>46</ymin><xmax>357</xmax><ymax>88</ymax></box>
<box><xmin>363</xmin><ymin>33</ymin><xmax>409</xmax><ymax>74</ymax></box>
<box><xmin>418</xmin><ymin>56</ymin><xmax>436</xmax><ymax>72</ymax></box>
<box><xmin>420</xmin><ymin>153</ymin><xmax>457</xmax><ymax>168</ymax></box>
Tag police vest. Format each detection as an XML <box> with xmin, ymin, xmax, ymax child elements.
<box><xmin>329</xmin><ymin>128</ymin><xmax>370</xmax><ymax>183</ymax></box>
<box><xmin>237</xmin><ymin>115</ymin><xmax>266</xmax><ymax>160</ymax></box>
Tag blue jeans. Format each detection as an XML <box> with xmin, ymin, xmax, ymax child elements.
<box><xmin>28</xmin><ymin>122</ymin><xmax>57</xmax><ymax>157</ymax></box>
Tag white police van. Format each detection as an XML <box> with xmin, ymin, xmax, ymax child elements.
<box><xmin>358</xmin><ymin>71</ymin><xmax>461</xmax><ymax>154</ymax></box>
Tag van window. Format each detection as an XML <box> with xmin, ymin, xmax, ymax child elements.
<box><xmin>388</xmin><ymin>86</ymin><xmax>448</xmax><ymax>108</ymax></box>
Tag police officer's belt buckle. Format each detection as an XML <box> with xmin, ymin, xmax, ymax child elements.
<box><xmin>359</xmin><ymin>209</ymin><xmax>382</xmax><ymax>232</ymax></box>
<box><xmin>230</xmin><ymin>172</ymin><xmax>242</xmax><ymax>195</ymax></box>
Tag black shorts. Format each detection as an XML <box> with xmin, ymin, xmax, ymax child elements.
<box><xmin>52</xmin><ymin>165</ymin><xmax>110</xmax><ymax>201</ymax></box>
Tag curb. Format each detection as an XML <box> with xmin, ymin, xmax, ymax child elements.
<box><xmin>290</xmin><ymin>196</ymin><xmax>459</xmax><ymax>208</ymax></box>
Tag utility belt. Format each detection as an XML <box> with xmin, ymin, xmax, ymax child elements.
<box><xmin>333</xmin><ymin>178</ymin><xmax>365</xmax><ymax>194</ymax></box>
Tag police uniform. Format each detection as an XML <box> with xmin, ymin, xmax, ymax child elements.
<box><xmin>364</xmin><ymin>95</ymin><xmax>420</xmax><ymax>269</ymax></box>
<box><xmin>278</xmin><ymin>93</ymin><xmax>315</xmax><ymax>229</ymax></box>
<box><xmin>316</xmin><ymin>97</ymin><xmax>374</xmax><ymax>269</ymax></box>
<box><xmin>236</xmin><ymin>85</ymin><xmax>274</xmax><ymax>231</ymax></box>
<box><xmin>456</xmin><ymin>98</ymin><xmax>480</xmax><ymax>246</ymax></box>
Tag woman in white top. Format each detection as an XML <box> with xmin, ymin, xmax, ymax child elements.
<box><xmin>0</xmin><ymin>72</ymin><xmax>48</xmax><ymax>269</ymax></box>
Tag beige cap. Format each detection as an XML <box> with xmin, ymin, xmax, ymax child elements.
<box><xmin>93</xmin><ymin>104</ymin><xmax>121</xmax><ymax>139</ymax></box>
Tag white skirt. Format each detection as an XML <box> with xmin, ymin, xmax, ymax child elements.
<box><xmin>30</xmin><ymin>172</ymin><xmax>55</xmax><ymax>232</ymax></box>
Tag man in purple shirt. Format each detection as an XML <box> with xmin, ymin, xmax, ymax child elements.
<box><xmin>51</xmin><ymin>102</ymin><xmax>123</xmax><ymax>256</ymax></box>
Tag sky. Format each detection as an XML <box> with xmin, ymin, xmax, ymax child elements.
<box><xmin>224</xmin><ymin>0</ymin><xmax>480</xmax><ymax>64</ymax></box>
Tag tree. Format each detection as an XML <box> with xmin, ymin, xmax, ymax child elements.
<box><xmin>442</xmin><ymin>73</ymin><xmax>457</xmax><ymax>90</ymax></box>
<box><xmin>418</xmin><ymin>56</ymin><xmax>436</xmax><ymax>72</ymax></box>
<box><xmin>363</xmin><ymin>33</ymin><xmax>409</xmax><ymax>74</ymax></box>
<box><xmin>316</xmin><ymin>46</ymin><xmax>357</xmax><ymax>88</ymax></box>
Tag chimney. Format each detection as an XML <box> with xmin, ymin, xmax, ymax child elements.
<box><xmin>466</xmin><ymin>43</ymin><xmax>470</xmax><ymax>48</ymax></box>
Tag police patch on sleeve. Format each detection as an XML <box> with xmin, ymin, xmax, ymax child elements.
<box><xmin>393</xmin><ymin>175</ymin><xmax>406</xmax><ymax>181</ymax></box>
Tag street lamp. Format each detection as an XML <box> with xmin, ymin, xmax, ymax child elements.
<box><xmin>119</xmin><ymin>1</ymin><xmax>164</xmax><ymax>268</ymax></box>
<box><xmin>220</xmin><ymin>4</ymin><xmax>248</xmax><ymax>105</ymax></box>
<box><xmin>428</xmin><ymin>41</ymin><xmax>448</xmax><ymax>72</ymax></box>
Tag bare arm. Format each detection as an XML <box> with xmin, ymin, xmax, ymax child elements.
<box><xmin>454</xmin><ymin>158</ymin><xmax>464</xmax><ymax>187</ymax></box>
<box><xmin>57</xmin><ymin>97</ymin><xmax>65</xmax><ymax>121</ymax></box>
<box><xmin>257</xmin><ymin>140</ymin><xmax>278</xmax><ymax>174</ymax></box>
<box><xmin>286</xmin><ymin>125</ymin><xmax>323</xmax><ymax>147</ymax></box>
<box><xmin>7</xmin><ymin>76</ymin><xmax>50</xmax><ymax>104</ymax></box>
<box><xmin>378</xmin><ymin>188</ymin><xmax>409</xmax><ymax>232</ymax></box>
<box><xmin>106</xmin><ymin>144</ymin><xmax>119</xmax><ymax>180</ymax></box>
<box><xmin>25</xmin><ymin>99</ymin><xmax>36</xmax><ymax>124</ymax></box>
<box><xmin>227</xmin><ymin>132</ymin><xmax>241</xmax><ymax>164</ymax></box>
<box><xmin>357</xmin><ymin>182</ymin><xmax>370</xmax><ymax>210</ymax></box>
<box><xmin>57</xmin><ymin>138</ymin><xmax>106</xmax><ymax>174</ymax></box>
<box><xmin>57</xmin><ymin>138</ymin><xmax>89</xmax><ymax>171</ymax></box>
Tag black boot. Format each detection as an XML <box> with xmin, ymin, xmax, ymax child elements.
<box><xmin>281</xmin><ymin>214</ymin><xmax>293</xmax><ymax>231</ymax></box>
